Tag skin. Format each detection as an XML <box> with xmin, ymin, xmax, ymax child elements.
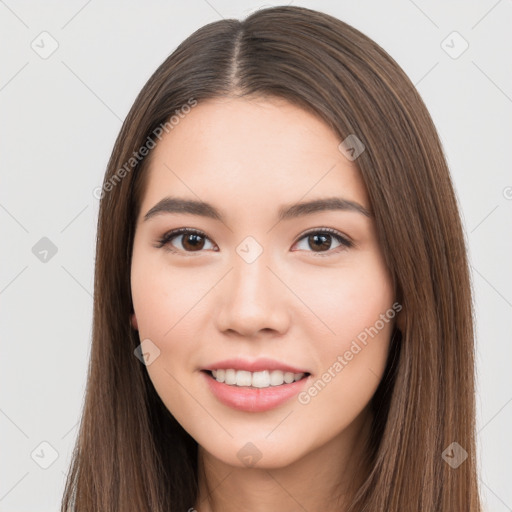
<box><xmin>130</xmin><ymin>96</ymin><xmax>397</xmax><ymax>512</ymax></box>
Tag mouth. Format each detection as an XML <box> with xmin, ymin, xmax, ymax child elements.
<box><xmin>201</xmin><ymin>369</ymin><xmax>311</xmax><ymax>389</ymax></box>
<box><xmin>201</xmin><ymin>369</ymin><xmax>311</xmax><ymax>412</ymax></box>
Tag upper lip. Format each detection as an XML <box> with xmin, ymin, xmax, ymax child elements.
<box><xmin>202</xmin><ymin>358</ymin><xmax>311</xmax><ymax>375</ymax></box>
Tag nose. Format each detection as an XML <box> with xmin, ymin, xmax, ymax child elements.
<box><xmin>215</xmin><ymin>252</ymin><xmax>290</xmax><ymax>338</ymax></box>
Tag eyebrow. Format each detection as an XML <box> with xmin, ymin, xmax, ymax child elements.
<box><xmin>143</xmin><ymin>196</ymin><xmax>372</xmax><ymax>223</ymax></box>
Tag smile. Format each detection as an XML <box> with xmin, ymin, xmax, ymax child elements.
<box><xmin>202</xmin><ymin>370</ymin><xmax>311</xmax><ymax>412</ymax></box>
<box><xmin>210</xmin><ymin>369</ymin><xmax>308</xmax><ymax>388</ymax></box>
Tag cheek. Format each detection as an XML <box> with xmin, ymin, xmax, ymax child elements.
<box><xmin>289</xmin><ymin>253</ymin><xmax>394</xmax><ymax>345</ymax></box>
<box><xmin>130</xmin><ymin>248</ymin><xmax>221</xmax><ymax>414</ymax></box>
<box><xmin>295</xmin><ymin>256</ymin><xmax>395</xmax><ymax>415</ymax></box>
<box><xmin>303</xmin><ymin>320</ymin><xmax>392</xmax><ymax>431</ymax></box>
<box><xmin>130</xmin><ymin>251</ymin><xmax>205</xmax><ymax>418</ymax></box>
<box><xmin>130</xmin><ymin>247</ymin><xmax>208</xmax><ymax>342</ymax></box>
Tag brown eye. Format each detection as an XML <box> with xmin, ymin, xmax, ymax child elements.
<box><xmin>181</xmin><ymin>232</ymin><xmax>206</xmax><ymax>251</ymax></box>
<box><xmin>157</xmin><ymin>228</ymin><xmax>216</xmax><ymax>254</ymax></box>
<box><xmin>293</xmin><ymin>228</ymin><xmax>353</xmax><ymax>255</ymax></box>
<box><xmin>308</xmin><ymin>233</ymin><xmax>332</xmax><ymax>252</ymax></box>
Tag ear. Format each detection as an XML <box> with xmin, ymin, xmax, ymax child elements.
<box><xmin>131</xmin><ymin>313</ymin><xmax>138</xmax><ymax>330</ymax></box>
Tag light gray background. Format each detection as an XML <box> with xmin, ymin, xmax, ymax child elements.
<box><xmin>1</xmin><ymin>1</ymin><xmax>510</xmax><ymax>510</ymax></box>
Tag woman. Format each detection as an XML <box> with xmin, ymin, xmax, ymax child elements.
<box><xmin>61</xmin><ymin>5</ymin><xmax>482</xmax><ymax>511</ymax></box>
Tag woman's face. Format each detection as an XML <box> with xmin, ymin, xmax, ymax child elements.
<box><xmin>130</xmin><ymin>96</ymin><xmax>396</xmax><ymax>469</ymax></box>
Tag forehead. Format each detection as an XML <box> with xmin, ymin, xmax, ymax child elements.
<box><xmin>139</xmin><ymin>97</ymin><xmax>369</xmax><ymax>218</ymax></box>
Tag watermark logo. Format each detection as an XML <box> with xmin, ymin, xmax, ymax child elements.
<box><xmin>338</xmin><ymin>134</ymin><xmax>365</xmax><ymax>161</ymax></box>
<box><xmin>134</xmin><ymin>338</ymin><xmax>161</xmax><ymax>366</ymax></box>
<box><xmin>31</xmin><ymin>441</ymin><xmax>59</xmax><ymax>469</ymax></box>
<box><xmin>441</xmin><ymin>31</ymin><xmax>469</xmax><ymax>60</ymax></box>
<box><xmin>32</xmin><ymin>237</ymin><xmax>58</xmax><ymax>263</ymax></box>
<box><xmin>442</xmin><ymin>441</ymin><xmax>468</xmax><ymax>468</ymax></box>
<box><xmin>237</xmin><ymin>441</ymin><xmax>263</xmax><ymax>467</ymax></box>
<box><xmin>236</xmin><ymin>236</ymin><xmax>264</xmax><ymax>264</ymax></box>
<box><xmin>31</xmin><ymin>31</ymin><xmax>59</xmax><ymax>59</ymax></box>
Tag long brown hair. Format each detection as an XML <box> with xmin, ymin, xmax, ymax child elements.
<box><xmin>61</xmin><ymin>6</ymin><xmax>482</xmax><ymax>511</ymax></box>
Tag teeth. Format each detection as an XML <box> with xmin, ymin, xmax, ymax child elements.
<box><xmin>236</xmin><ymin>370</ymin><xmax>252</xmax><ymax>387</ymax></box>
<box><xmin>209</xmin><ymin>369</ymin><xmax>306</xmax><ymax>388</ymax></box>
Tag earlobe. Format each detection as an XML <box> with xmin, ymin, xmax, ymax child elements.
<box><xmin>131</xmin><ymin>313</ymin><xmax>138</xmax><ymax>330</ymax></box>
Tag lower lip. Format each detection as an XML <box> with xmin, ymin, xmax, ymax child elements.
<box><xmin>202</xmin><ymin>371</ymin><xmax>310</xmax><ymax>412</ymax></box>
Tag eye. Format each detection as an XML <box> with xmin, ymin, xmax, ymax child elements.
<box><xmin>155</xmin><ymin>227</ymin><xmax>353</xmax><ymax>256</ymax></box>
<box><xmin>155</xmin><ymin>228</ymin><xmax>217</xmax><ymax>255</ymax></box>
<box><xmin>292</xmin><ymin>228</ymin><xmax>353</xmax><ymax>256</ymax></box>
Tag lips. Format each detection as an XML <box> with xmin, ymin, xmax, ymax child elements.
<box><xmin>201</xmin><ymin>369</ymin><xmax>311</xmax><ymax>412</ymax></box>
<box><xmin>202</xmin><ymin>357</ymin><xmax>311</xmax><ymax>374</ymax></box>
<box><xmin>200</xmin><ymin>358</ymin><xmax>313</xmax><ymax>411</ymax></box>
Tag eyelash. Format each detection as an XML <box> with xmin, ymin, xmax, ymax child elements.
<box><xmin>155</xmin><ymin>227</ymin><xmax>353</xmax><ymax>257</ymax></box>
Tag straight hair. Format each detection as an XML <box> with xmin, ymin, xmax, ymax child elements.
<box><xmin>61</xmin><ymin>6</ymin><xmax>482</xmax><ymax>511</ymax></box>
